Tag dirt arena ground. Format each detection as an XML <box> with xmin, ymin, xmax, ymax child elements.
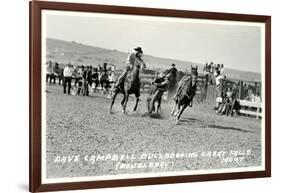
<box><xmin>45</xmin><ymin>85</ymin><xmax>262</xmax><ymax>179</ymax></box>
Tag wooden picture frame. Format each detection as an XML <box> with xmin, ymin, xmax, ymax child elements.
<box><xmin>30</xmin><ymin>0</ymin><xmax>271</xmax><ymax>192</ymax></box>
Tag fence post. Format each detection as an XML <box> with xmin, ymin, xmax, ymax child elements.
<box><xmin>238</xmin><ymin>81</ymin><xmax>243</xmax><ymax>100</ymax></box>
<box><xmin>219</xmin><ymin>78</ymin><xmax>223</xmax><ymax>97</ymax></box>
<box><xmin>254</xmin><ymin>82</ymin><xmax>258</xmax><ymax>95</ymax></box>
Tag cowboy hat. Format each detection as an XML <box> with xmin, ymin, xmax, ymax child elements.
<box><xmin>171</xmin><ymin>63</ymin><xmax>176</xmax><ymax>67</ymax></box>
<box><xmin>134</xmin><ymin>47</ymin><xmax>143</xmax><ymax>54</ymax></box>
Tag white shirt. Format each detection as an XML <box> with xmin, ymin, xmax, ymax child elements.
<box><xmin>125</xmin><ymin>50</ymin><xmax>146</xmax><ymax>69</ymax></box>
<box><xmin>63</xmin><ymin>66</ymin><xmax>73</xmax><ymax>77</ymax></box>
<box><xmin>46</xmin><ymin>65</ymin><xmax>54</xmax><ymax>74</ymax></box>
<box><xmin>220</xmin><ymin>67</ymin><xmax>224</xmax><ymax>75</ymax></box>
<box><xmin>215</xmin><ymin>75</ymin><xmax>223</xmax><ymax>85</ymax></box>
<box><xmin>125</xmin><ymin>50</ymin><xmax>137</xmax><ymax>66</ymax></box>
<box><xmin>109</xmin><ymin>73</ymin><xmax>117</xmax><ymax>82</ymax></box>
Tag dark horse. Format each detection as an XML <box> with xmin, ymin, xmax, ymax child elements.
<box><xmin>109</xmin><ymin>59</ymin><xmax>146</xmax><ymax>114</ymax></box>
<box><xmin>171</xmin><ymin>65</ymin><xmax>198</xmax><ymax>124</ymax></box>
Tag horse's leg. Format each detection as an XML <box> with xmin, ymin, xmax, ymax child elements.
<box><xmin>171</xmin><ymin>101</ymin><xmax>178</xmax><ymax>116</ymax></box>
<box><xmin>175</xmin><ymin>102</ymin><xmax>181</xmax><ymax>116</ymax></box>
<box><xmin>176</xmin><ymin>103</ymin><xmax>188</xmax><ymax>124</ymax></box>
<box><xmin>121</xmin><ymin>91</ymin><xmax>126</xmax><ymax>105</ymax></box>
<box><xmin>133</xmin><ymin>96</ymin><xmax>139</xmax><ymax>112</ymax></box>
<box><xmin>133</xmin><ymin>89</ymin><xmax>141</xmax><ymax>112</ymax></box>
<box><xmin>109</xmin><ymin>90</ymin><xmax>119</xmax><ymax>114</ymax></box>
<box><xmin>156</xmin><ymin>98</ymin><xmax>161</xmax><ymax>114</ymax></box>
<box><xmin>122</xmin><ymin>91</ymin><xmax>129</xmax><ymax>114</ymax></box>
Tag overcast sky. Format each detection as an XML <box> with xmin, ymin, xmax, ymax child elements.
<box><xmin>45</xmin><ymin>11</ymin><xmax>263</xmax><ymax>73</ymax></box>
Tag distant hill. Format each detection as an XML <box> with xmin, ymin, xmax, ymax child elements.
<box><xmin>46</xmin><ymin>38</ymin><xmax>261</xmax><ymax>82</ymax></box>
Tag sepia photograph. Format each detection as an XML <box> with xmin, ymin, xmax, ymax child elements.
<box><xmin>38</xmin><ymin>6</ymin><xmax>268</xmax><ymax>185</ymax></box>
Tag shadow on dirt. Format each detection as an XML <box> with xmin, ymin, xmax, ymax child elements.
<box><xmin>179</xmin><ymin>117</ymin><xmax>202</xmax><ymax>123</ymax></box>
<box><xmin>149</xmin><ymin>113</ymin><xmax>169</xmax><ymax>120</ymax></box>
<box><xmin>88</xmin><ymin>94</ymin><xmax>110</xmax><ymax>100</ymax></box>
<box><xmin>138</xmin><ymin>112</ymin><xmax>170</xmax><ymax>120</ymax></box>
<box><xmin>207</xmin><ymin>124</ymin><xmax>254</xmax><ymax>133</ymax></box>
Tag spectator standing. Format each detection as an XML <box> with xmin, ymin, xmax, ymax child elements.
<box><xmin>49</xmin><ymin>64</ymin><xmax>56</xmax><ymax>85</ymax></box>
<box><xmin>74</xmin><ymin>65</ymin><xmax>83</xmax><ymax>86</ymax></box>
<box><xmin>53</xmin><ymin>62</ymin><xmax>61</xmax><ymax>85</ymax></box>
<box><xmin>46</xmin><ymin>61</ymin><xmax>54</xmax><ymax>85</ymax></box>
<box><xmin>215</xmin><ymin>64</ymin><xmax>223</xmax><ymax>92</ymax></box>
<box><xmin>92</xmin><ymin>68</ymin><xmax>99</xmax><ymax>92</ymax></box>
<box><xmin>83</xmin><ymin>66</ymin><xmax>90</xmax><ymax>96</ymax></box>
<box><xmin>103</xmin><ymin>63</ymin><xmax>108</xmax><ymax>73</ymax></box>
<box><xmin>77</xmin><ymin>65</ymin><xmax>85</xmax><ymax>95</ymax></box>
<box><xmin>220</xmin><ymin>64</ymin><xmax>225</xmax><ymax>75</ymax></box>
<box><xmin>108</xmin><ymin>69</ymin><xmax>117</xmax><ymax>96</ymax></box>
<box><xmin>87</xmin><ymin>66</ymin><xmax>93</xmax><ymax>91</ymax></box>
<box><xmin>63</xmin><ymin>63</ymin><xmax>73</xmax><ymax>95</ymax></box>
<box><xmin>72</xmin><ymin>66</ymin><xmax>78</xmax><ymax>87</ymax></box>
<box><xmin>98</xmin><ymin>64</ymin><xmax>103</xmax><ymax>72</ymax></box>
<box><xmin>109</xmin><ymin>70</ymin><xmax>117</xmax><ymax>85</ymax></box>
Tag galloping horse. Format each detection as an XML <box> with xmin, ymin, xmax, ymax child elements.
<box><xmin>109</xmin><ymin>58</ymin><xmax>146</xmax><ymax>114</ymax></box>
<box><xmin>171</xmin><ymin>66</ymin><xmax>198</xmax><ymax>124</ymax></box>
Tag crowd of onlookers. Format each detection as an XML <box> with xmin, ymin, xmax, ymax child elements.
<box><xmin>202</xmin><ymin>61</ymin><xmax>261</xmax><ymax>117</ymax></box>
<box><xmin>46</xmin><ymin>60</ymin><xmax>117</xmax><ymax>96</ymax></box>
<box><xmin>202</xmin><ymin>62</ymin><xmax>235</xmax><ymax>116</ymax></box>
<box><xmin>203</xmin><ymin>62</ymin><xmax>226</xmax><ymax>86</ymax></box>
<box><xmin>45</xmin><ymin>59</ymin><xmax>179</xmax><ymax>99</ymax></box>
<box><xmin>46</xmin><ymin>59</ymin><xmax>261</xmax><ymax>117</ymax></box>
<box><xmin>46</xmin><ymin>61</ymin><xmax>64</xmax><ymax>85</ymax></box>
<box><xmin>244</xmin><ymin>87</ymin><xmax>261</xmax><ymax>103</ymax></box>
<box><xmin>215</xmin><ymin>84</ymin><xmax>261</xmax><ymax>117</ymax></box>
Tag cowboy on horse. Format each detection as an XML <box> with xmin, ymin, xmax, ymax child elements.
<box><xmin>110</xmin><ymin>47</ymin><xmax>146</xmax><ymax>114</ymax></box>
<box><xmin>113</xmin><ymin>47</ymin><xmax>144</xmax><ymax>93</ymax></box>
